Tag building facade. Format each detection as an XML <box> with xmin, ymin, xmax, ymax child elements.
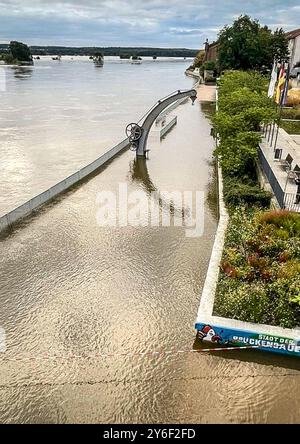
<box><xmin>287</xmin><ymin>28</ymin><xmax>300</xmax><ymax>68</ymax></box>
<box><xmin>203</xmin><ymin>39</ymin><xmax>219</xmax><ymax>63</ymax></box>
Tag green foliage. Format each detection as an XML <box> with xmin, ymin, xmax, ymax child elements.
<box><xmin>218</xmin><ymin>15</ymin><xmax>289</xmax><ymax>71</ymax></box>
<box><xmin>203</xmin><ymin>60</ymin><xmax>216</xmax><ymax>70</ymax></box>
<box><xmin>216</xmin><ymin>132</ymin><xmax>260</xmax><ymax>176</ymax></box>
<box><xmin>280</xmin><ymin>120</ymin><xmax>300</xmax><ymax>135</ymax></box>
<box><xmin>214</xmin><ymin>70</ymin><xmax>275</xmax><ymax>207</ymax></box>
<box><xmin>218</xmin><ymin>70</ymin><xmax>269</xmax><ymax>97</ymax></box>
<box><xmin>192</xmin><ymin>49</ymin><xmax>205</xmax><ymax>68</ymax></box>
<box><xmin>9</xmin><ymin>41</ymin><xmax>32</xmax><ymax>62</ymax></box>
<box><xmin>214</xmin><ymin>208</ymin><xmax>300</xmax><ymax>328</ymax></box>
<box><xmin>204</xmin><ymin>76</ymin><xmax>216</xmax><ymax>84</ymax></box>
<box><xmin>271</xmin><ymin>28</ymin><xmax>290</xmax><ymax>62</ymax></box>
<box><xmin>218</xmin><ymin>87</ymin><xmax>275</xmax><ymax>116</ymax></box>
<box><xmin>223</xmin><ymin>178</ymin><xmax>272</xmax><ymax>207</ymax></box>
<box><xmin>1</xmin><ymin>53</ymin><xmax>17</xmax><ymax>64</ymax></box>
<box><xmin>281</xmin><ymin>106</ymin><xmax>300</xmax><ymax>120</ymax></box>
<box><xmin>0</xmin><ymin>43</ymin><xmax>197</xmax><ymax>58</ymax></box>
<box><xmin>258</xmin><ymin>210</ymin><xmax>300</xmax><ymax>237</ymax></box>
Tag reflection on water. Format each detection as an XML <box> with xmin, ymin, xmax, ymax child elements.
<box><xmin>130</xmin><ymin>157</ymin><xmax>156</xmax><ymax>192</ymax></box>
<box><xmin>12</xmin><ymin>67</ymin><xmax>33</xmax><ymax>80</ymax></box>
<box><xmin>200</xmin><ymin>101</ymin><xmax>216</xmax><ymax>119</ymax></box>
<box><xmin>130</xmin><ymin>157</ymin><xmax>184</xmax><ymax>218</ymax></box>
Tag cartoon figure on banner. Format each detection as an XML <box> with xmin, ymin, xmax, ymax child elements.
<box><xmin>197</xmin><ymin>325</ymin><xmax>223</xmax><ymax>344</ymax></box>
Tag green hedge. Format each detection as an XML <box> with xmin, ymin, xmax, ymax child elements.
<box><xmin>213</xmin><ymin>70</ymin><xmax>276</xmax><ymax>207</ymax></box>
<box><xmin>280</xmin><ymin>120</ymin><xmax>300</xmax><ymax>135</ymax></box>
<box><xmin>212</xmin><ymin>71</ymin><xmax>300</xmax><ymax>328</ymax></box>
<box><xmin>281</xmin><ymin>106</ymin><xmax>300</xmax><ymax>120</ymax></box>
<box><xmin>203</xmin><ymin>61</ymin><xmax>216</xmax><ymax>70</ymax></box>
<box><xmin>223</xmin><ymin>178</ymin><xmax>272</xmax><ymax>208</ymax></box>
<box><xmin>204</xmin><ymin>76</ymin><xmax>216</xmax><ymax>84</ymax></box>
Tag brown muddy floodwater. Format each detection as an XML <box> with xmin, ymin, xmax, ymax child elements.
<box><xmin>0</xmin><ymin>58</ymin><xmax>300</xmax><ymax>423</ymax></box>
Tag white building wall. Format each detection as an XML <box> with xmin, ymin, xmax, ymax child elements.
<box><xmin>291</xmin><ymin>35</ymin><xmax>300</xmax><ymax>67</ymax></box>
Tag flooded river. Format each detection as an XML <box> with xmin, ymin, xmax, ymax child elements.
<box><xmin>0</xmin><ymin>58</ymin><xmax>300</xmax><ymax>423</ymax></box>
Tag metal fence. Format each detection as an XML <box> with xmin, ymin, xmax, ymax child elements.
<box><xmin>258</xmin><ymin>146</ymin><xmax>300</xmax><ymax>213</ymax></box>
<box><xmin>160</xmin><ymin>116</ymin><xmax>177</xmax><ymax>139</ymax></box>
<box><xmin>284</xmin><ymin>193</ymin><xmax>300</xmax><ymax>212</ymax></box>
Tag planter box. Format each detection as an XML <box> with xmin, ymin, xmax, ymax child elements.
<box><xmin>195</xmin><ymin>158</ymin><xmax>300</xmax><ymax>358</ymax></box>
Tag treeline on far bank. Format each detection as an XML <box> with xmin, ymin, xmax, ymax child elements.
<box><xmin>0</xmin><ymin>44</ymin><xmax>198</xmax><ymax>58</ymax></box>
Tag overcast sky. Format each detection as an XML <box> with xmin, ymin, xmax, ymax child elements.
<box><xmin>0</xmin><ymin>0</ymin><xmax>300</xmax><ymax>48</ymax></box>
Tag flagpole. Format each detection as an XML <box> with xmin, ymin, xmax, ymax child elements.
<box><xmin>273</xmin><ymin>108</ymin><xmax>281</xmax><ymax>152</ymax></box>
<box><xmin>273</xmin><ymin>61</ymin><xmax>289</xmax><ymax>152</ymax></box>
<box><xmin>270</xmin><ymin>120</ymin><xmax>276</xmax><ymax>146</ymax></box>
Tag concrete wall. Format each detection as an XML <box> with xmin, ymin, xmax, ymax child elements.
<box><xmin>160</xmin><ymin>116</ymin><xmax>177</xmax><ymax>138</ymax></box>
<box><xmin>156</xmin><ymin>97</ymin><xmax>188</xmax><ymax>124</ymax></box>
<box><xmin>185</xmin><ymin>69</ymin><xmax>201</xmax><ymax>81</ymax></box>
<box><xmin>0</xmin><ymin>138</ymin><xmax>129</xmax><ymax>234</ymax></box>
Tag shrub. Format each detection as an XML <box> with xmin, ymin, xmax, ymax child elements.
<box><xmin>214</xmin><ymin>280</ymin><xmax>273</xmax><ymax>324</ymax></box>
<box><xmin>203</xmin><ymin>61</ymin><xmax>216</xmax><ymax>71</ymax></box>
<box><xmin>280</xmin><ymin>120</ymin><xmax>300</xmax><ymax>135</ymax></box>
<box><xmin>216</xmin><ymin>132</ymin><xmax>261</xmax><ymax>176</ymax></box>
<box><xmin>204</xmin><ymin>76</ymin><xmax>216</xmax><ymax>84</ymax></box>
<box><xmin>223</xmin><ymin>179</ymin><xmax>272</xmax><ymax>207</ymax></box>
<box><xmin>281</xmin><ymin>105</ymin><xmax>300</xmax><ymax>120</ymax></box>
<box><xmin>192</xmin><ymin>49</ymin><xmax>205</xmax><ymax>68</ymax></box>
<box><xmin>218</xmin><ymin>87</ymin><xmax>275</xmax><ymax>117</ymax></box>
<box><xmin>257</xmin><ymin>209</ymin><xmax>300</xmax><ymax>237</ymax></box>
<box><xmin>212</xmin><ymin>70</ymin><xmax>300</xmax><ymax>329</ymax></box>
<box><xmin>217</xmin><ymin>70</ymin><xmax>269</xmax><ymax>97</ymax></box>
<box><xmin>214</xmin><ymin>208</ymin><xmax>300</xmax><ymax>328</ymax></box>
<box><xmin>213</xmin><ymin>70</ymin><xmax>276</xmax><ymax>214</ymax></box>
<box><xmin>2</xmin><ymin>53</ymin><xmax>17</xmax><ymax>65</ymax></box>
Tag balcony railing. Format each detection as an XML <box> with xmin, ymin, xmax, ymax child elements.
<box><xmin>258</xmin><ymin>146</ymin><xmax>300</xmax><ymax>213</ymax></box>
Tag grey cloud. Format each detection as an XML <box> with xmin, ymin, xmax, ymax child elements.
<box><xmin>0</xmin><ymin>0</ymin><xmax>299</xmax><ymax>47</ymax></box>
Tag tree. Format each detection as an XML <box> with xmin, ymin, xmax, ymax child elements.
<box><xmin>94</xmin><ymin>52</ymin><xmax>104</xmax><ymax>58</ymax></box>
<box><xmin>271</xmin><ymin>28</ymin><xmax>289</xmax><ymax>63</ymax></box>
<box><xmin>218</xmin><ymin>15</ymin><xmax>289</xmax><ymax>71</ymax></box>
<box><xmin>192</xmin><ymin>49</ymin><xmax>205</xmax><ymax>68</ymax></box>
<box><xmin>9</xmin><ymin>41</ymin><xmax>32</xmax><ymax>62</ymax></box>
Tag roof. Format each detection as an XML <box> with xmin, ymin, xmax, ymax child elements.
<box><xmin>286</xmin><ymin>28</ymin><xmax>300</xmax><ymax>40</ymax></box>
<box><xmin>208</xmin><ymin>41</ymin><xmax>219</xmax><ymax>49</ymax></box>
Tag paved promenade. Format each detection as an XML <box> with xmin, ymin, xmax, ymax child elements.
<box><xmin>197</xmin><ymin>85</ymin><xmax>216</xmax><ymax>102</ymax></box>
<box><xmin>261</xmin><ymin>127</ymin><xmax>300</xmax><ymax>194</ymax></box>
<box><xmin>260</xmin><ymin>126</ymin><xmax>300</xmax><ymax>212</ymax></box>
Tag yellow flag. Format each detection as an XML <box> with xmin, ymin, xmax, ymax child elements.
<box><xmin>275</xmin><ymin>70</ymin><xmax>285</xmax><ymax>104</ymax></box>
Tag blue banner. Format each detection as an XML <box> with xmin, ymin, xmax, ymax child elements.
<box><xmin>195</xmin><ymin>322</ymin><xmax>300</xmax><ymax>357</ymax></box>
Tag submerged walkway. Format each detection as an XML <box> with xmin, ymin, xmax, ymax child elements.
<box><xmin>197</xmin><ymin>85</ymin><xmax>216</xmax><ymax>102</ymax></box>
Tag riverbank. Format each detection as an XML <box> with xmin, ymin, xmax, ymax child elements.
<box><xmin>195</xmin><ymin>70</ymin><xmax>300</xmax><ymax>357</ymax></box>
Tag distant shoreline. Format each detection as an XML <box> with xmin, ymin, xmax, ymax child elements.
<box><xmin>0</xmin><ymin>44</ymin><xmax>198</xmax><ymax>58</ymax></box>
